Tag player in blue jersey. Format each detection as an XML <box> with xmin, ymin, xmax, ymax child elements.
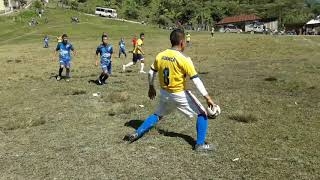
<box><xmin>118</xmin><ymin>38</ymin><xmax>127</xmax><ymax>58</ymax></box>
<box><xmin>44</xmin><ymin>35</ymin><xmax>49</xmax><ymax>48</ymax></box>
<box><xmin>53</xmin><ymin>34</ymin><xmax>76</xmax><ymax>81</ymax></box>
<box><xmin>95</xmin><ymin>34</ymin><xmax>114</xmax><ymax>85</ymax></box>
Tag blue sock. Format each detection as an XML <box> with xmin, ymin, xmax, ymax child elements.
<box><xmin>196</xmin><ymin>114</ymin><xmax>208</xmax><ymax>145</ymax></box>
<box><xmin>136</xmin><ymin>114</ymin><xmax>159</xmax><ymax>136</ymax></box>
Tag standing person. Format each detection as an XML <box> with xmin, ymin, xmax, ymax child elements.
<box><xmin>95</xmin><ymin>34</ymin><xmax>113</xmax><ymax>85</ymax></box>
<box><xmin>123</xmin><ymin>33</ymin><xmax>146</xmax><ymax>73</ymax></box>
<box><xmin>53</xmin><ymin>34</ymin><xmax>76</xmax><ymax>81</ymax></box>
<box><xmin>118</xmin><ymin>38</ymin><xmax>127</xmax><ymax>58</ymax></box>
<box><xmin>132</xmin><ymin>35</ymin><xmax>137</xmax><ymax>50</ymax></box>
<box><xmin>44</xmin><ymin>35</ymin><xmax>49</xmax><ymax>48</ymax></box>
<box><xmin>186</xmin><ymin>32</ymin><xmax>191</xmax><ymax>47</ymax></box>
<box><xmin>124</xmin><ymin>29</ymin><xmax>220</xmax><ymax>152</ymax></box>
<box><xmin>211</xmin><ymin>27</ymin><xmax>215</xmax><ymax>38</ymax></box>
<box><xmin>38</xmin><ymin>9</ymin><xmax>42</xmax><ymax>18</ymax></box>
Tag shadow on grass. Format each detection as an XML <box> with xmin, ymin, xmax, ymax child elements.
<box><xmin>124</xmin><ymin>119</ymin><xmax>144</xmax><ymax>129</ymax></box>
<box><xmin>49</xmin><ymin>75</ymin><xmax>69</xmax><ymax>80</ymax></box>
<box><xmin>264</xmin><ymin>76</ymin><xmax>278</xmax><ymax>82</ymax></box>
<box><xmin>199</xmin><ymin>71</ymin><xmax>209</xmax><ymax>75</ymax></box>
<box><xmin>229</xmin><ymin>114</ymin><xmax>258</xmax><ymax>123</ymax></box>
<box><xmin>157</xmin><ymin>129</ymin><xmax>196</xmax><ymax>148</ymax></box>
<box><xmin>124</xmin><ymin>119</ymin><xmax>196</xmax><ymax>147</ymax></box>
<box><xmin>88</xmin><ymin>79</ymin><xmax>101</xmax><ymax>85</ymax></box>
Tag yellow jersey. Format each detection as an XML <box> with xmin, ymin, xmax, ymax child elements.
<box><xmin>186</xmin><ymin>34</ymin><xmax>191</xmax><ymax>41</ymax></box>
<box><xmin>151</xmin><ymin>49</ymin><xmax>198</xmax><ymax>93</ymax></box>
<box><xmin>57</xmin><ymin>36</ymin><xmax>62</xmax><ymax>43</ymax></box>
<box><xmin>133</xmin><ymin>39</ymin><xmax>143</xmax><ymax>54</ymax></box>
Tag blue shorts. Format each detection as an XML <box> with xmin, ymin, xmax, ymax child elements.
<box><xmin>60</xmin><ymin>59</ymin><xmax>71</xmax><ymax>68</ymax></box>
<box><xmin>120</xmin><ymin>48</ymin><xmax>126</xmax><ymax>54</ymax></box>
<box><xmin>101</xmin><ymin>61</ymin><xmax>112</xmax><ymax>74</ymax></box>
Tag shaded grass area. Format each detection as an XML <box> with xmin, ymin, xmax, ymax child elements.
<box><xmin>0</xmin><ymin>8</ymin><xmax>320</xmax><ymax>180</ymax></box>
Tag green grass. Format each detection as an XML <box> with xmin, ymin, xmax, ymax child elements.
<box><xmin>0</xmin><ymin>7</ymin><xmax>320</xmax><ymax>179</ymax></box>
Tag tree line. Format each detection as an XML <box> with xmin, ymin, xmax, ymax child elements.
<box><xmin>53</xmin><ymin>0</ymin><xmax>320</xmax><ymax>27</ymax></box>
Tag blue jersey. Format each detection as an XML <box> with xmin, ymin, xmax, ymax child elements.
<box><xmin>44</xmin><ymin>37</ymin><xmax>49</xmax><ymax>42</ymax></box>
<box><xmin>119</xmin><ymin>40</ymin><xmax>125</xmax><ymax>50</ymax></box>
<box><xmin>56</xmin><ymin>43</ymin><xmax>74</xmax><ymax>61</ymax></box>
<box><xmin>96</xmin><ymin>44</ymin><xmax>113</xmax><ymax>63</ymax></box>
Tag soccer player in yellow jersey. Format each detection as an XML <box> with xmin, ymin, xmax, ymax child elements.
<box><xmin>125</xmin><ymin>29</ymin><xmax>219</xmax><ymax>152</ymax></box>
<box><xmin>186</xmin><ymin>32</ymin><xmax>191</xmax><ymax>46</ymax></box>
<box><xmin>122</xmin><ymin>33</ymin><xmax>146</xmax><ymax>73</ymax></box>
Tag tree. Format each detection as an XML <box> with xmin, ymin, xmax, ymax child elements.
<box><xmin>33</xmin><ymin>0</ymin><xmax>43</xmax><ymax>9</ymax></box>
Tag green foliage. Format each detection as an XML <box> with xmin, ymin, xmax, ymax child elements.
<box><xmin>122</xmin><ymin>0</ymin><xmax>139</xmax><ymax>19</ymax></box>
<box><xmin>71</xmin><ymin>0</ymin><xmax>79</xmax><ymax>10</ymax></box>
<box><xmin>33</xmin><ymin>0</ymin><xmax>43</xmax><ymax>9</ymax></box>
<box><xmin>4</xmin><ymin>0</ymin><xmax>9</xmax><ymax>7</ymax></box>
<box><xmin>62</xmin><ymin>0</ymin><xmax>320</xmax><ymax>26</ymax></box>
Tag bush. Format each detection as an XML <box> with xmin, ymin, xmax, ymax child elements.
<box><xmin>71</xmin><ymin>1</ymin><xmax>79</xmax><ymax>10</ymax></box>
<box><xmin>33</xmin><ymin>0</ymin><xmax>42</xmax><ymax>9</ymax></box>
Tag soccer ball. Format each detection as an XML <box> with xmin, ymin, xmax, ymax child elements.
<box><xmin>207</xmin><ymin>104</ymin><xmax>221</xmax><ymax>119</ymax></box>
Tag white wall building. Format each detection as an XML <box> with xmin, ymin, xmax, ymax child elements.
<box><xmin>0</xmin><ymin>0</ymin><xmax>5</xmax><ymax>11</ymax></box>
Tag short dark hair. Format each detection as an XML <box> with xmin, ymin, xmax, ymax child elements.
<box><xmin>140</xmin><ymin>33</ymin><xmax>144</xmax><ymax>37</ymax></box>
<box><xmin>62</xmin><ymin>34</ymin><xmax>68</xmax><ymax>38</ymax></box>
<box><xmin>170</xmin><ymin>29</ymin><xmax>185</xmax><ymax>46</ymax></box>
<box><xmin>101</xmin><ymin>34</ymin><xmax>108</xmax><ymax>41</ymax></box>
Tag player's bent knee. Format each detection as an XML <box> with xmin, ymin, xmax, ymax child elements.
<box><xmin>197</xmin><ymin>114</ymin><xmax>208</xmax><ymax>119</ymax></box>
<box><xmin>103</xmin><ymin>71</ymin><xmax>109</xmax><ymax>75</ymax></box>
<box><xmin>153</xmin><ymin>114</ymin><xmax>163</xmax><ymax>120</ymax></box>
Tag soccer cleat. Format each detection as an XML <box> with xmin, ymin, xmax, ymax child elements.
<box><xmin>194</xmin><ymin>144</ymin><xmax>216</xmax><ymax>152</ymax></box>
<box><xmin>96</xmin><ymin>79</ymin><xmax>103</xmax><ymax>85</ymax></box>
<box><xmin>122</xmin><ymin>65</ymin><xmax>126</xmax><ymax>72</ymax></box>
<box><xmin>56</xmin><ymin>76</ymin><xmax>61</xmax><ymax>81</ymax></box>
<box><xmin>123</xmin><ymin>132</ymin><xmax>139</xmax><ymax>143</ymax></box>
<box><xmin>139</xmin><ymin>71</ymin><xmax>146</xmax><ymax>74</ymax></box>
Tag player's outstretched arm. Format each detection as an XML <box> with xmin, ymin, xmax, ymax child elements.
<box><xmin>137</xmin><ymin>46</ymin><xmax>144</xmax><ymax>55</ymax></box>
<box><xmin>72</xmin><ymin>49</ymin><xmax>77</xmax><ymax>57</ymax></box>
<box><xmin>95</xmin><ymin>54</ymin><xmax>99</xmax><ymax>66</ymax></box>
<box><xmin>148</xmin><ymin>69</ymin><xmax>157</xmax><ymax>100</ymax></box>
<box><xmin>52</xmin><ymin>50</ymin><xmax>57</xmax><ymax>61</ymax></box>
<box><xmin>192</xmin><ymin>77</ymin><xmax>215</xmax><ymax>108</ymax></box>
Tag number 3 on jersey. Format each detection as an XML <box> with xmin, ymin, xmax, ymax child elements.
<box><xmin>163</xmin><ymin>68</ymin><xmax>170</xmax><ymax>86</ymax></box>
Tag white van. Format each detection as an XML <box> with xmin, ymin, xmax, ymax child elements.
<box><xmin>95</xmin><ymin>7</ymin><xmax>117</xmax><ymax>18</ymax></box>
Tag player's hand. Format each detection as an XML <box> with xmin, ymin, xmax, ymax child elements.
<box><xmin>204</xmin><ymin>95</ymin><xmax>215</xmax><ymax>108</ymax></box>
<box><xmin>148</xmin><ymin>85</ymin><xmax>156</xmax><ymax>100</ymax></box>
<box><xmin>95</xmin><ymin>61</ymin><xmax>98</xmax><ymax>66</ymax></box>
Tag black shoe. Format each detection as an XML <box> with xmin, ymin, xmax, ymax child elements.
<box><xmin>96</xmin><ymin>79</ymin><xmax>103</xmax><ymax>85</ymax></box>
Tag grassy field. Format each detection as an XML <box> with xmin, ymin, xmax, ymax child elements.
<box><xmin>0</xmin><ymin>7</ymin><xmax>320</xmax><ymax>179</ymax></box>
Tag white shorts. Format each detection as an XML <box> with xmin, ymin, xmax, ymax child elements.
<box><xmin>155</xmin><ymin>89</ymin><xmax>207</xmax><ymax>119</ymax></box>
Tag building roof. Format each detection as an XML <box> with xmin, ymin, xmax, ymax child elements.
<box><xmin>306</xmin><ymin>15</ymin><xmax>320</xmax><ymax>25</ymax></box>
<box><xmin>217</xmin><ymin>15</ymin><xmax>261</xmax><ymax>25</ymax></box>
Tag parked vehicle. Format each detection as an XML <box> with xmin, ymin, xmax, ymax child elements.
<box><xmin>224</xmin><ymin>24</ymin><xmax>242</xmax><ymax>33</ymax></box>
<box><xmin>95</xmin><ymin>7</ymin><xmax>117</xmax><ymax>18</ymax></box>
<box><xmin>245</xmin><ymin>22</ymin><xmax>264</xmax><ymax>34</ymax></box>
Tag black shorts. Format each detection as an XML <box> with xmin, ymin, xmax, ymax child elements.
<box><xmin>132</xmin><ymin>54</ymin><xmax>144</xmax><ymax>63</ymax></box>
